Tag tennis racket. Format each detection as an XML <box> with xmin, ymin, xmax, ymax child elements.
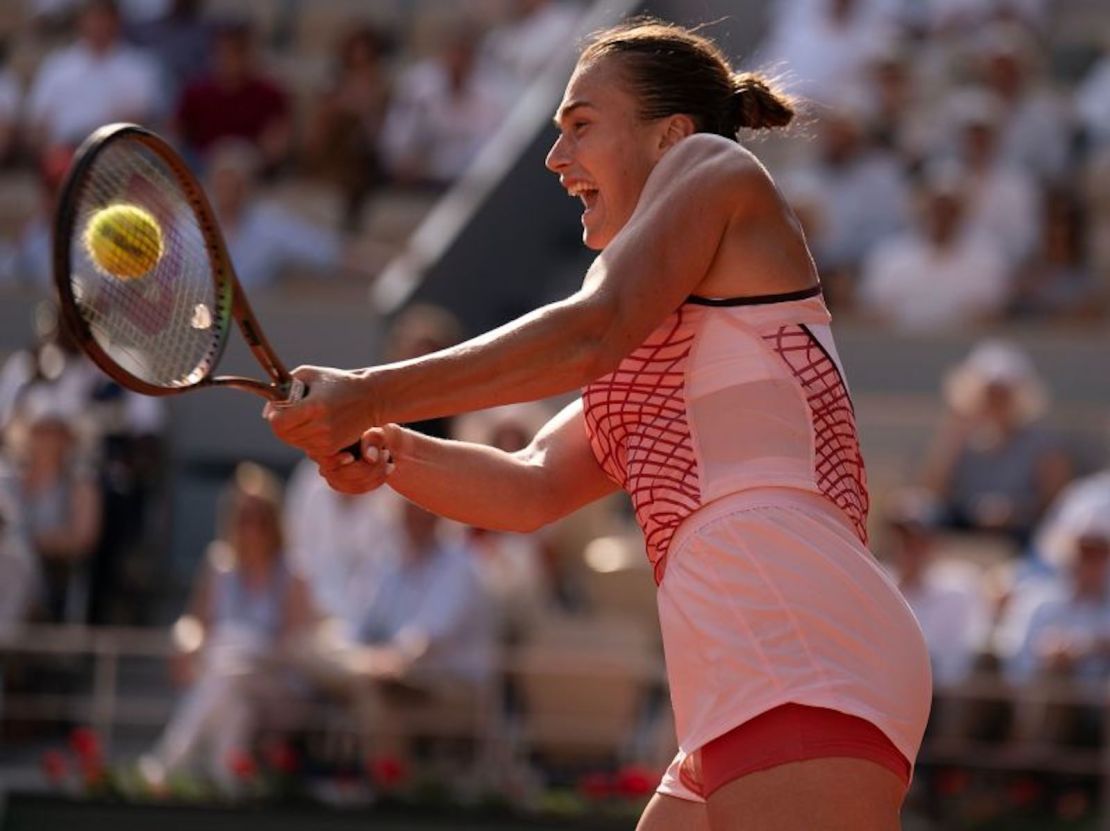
<box><xmin>53</xmin><ymin>122</ymin><xmax>360</xmax><ymax>455</ymax></box>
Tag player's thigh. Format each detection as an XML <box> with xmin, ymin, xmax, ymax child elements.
<box><xmin>636</xmin><ymin>792</ymin><xmax>710</xmax><ymax>831</ymax></box>
<box><xmin>705</xmin><ymin>757</ymin><xmax>904</xmax><ymax>831</ymax></box>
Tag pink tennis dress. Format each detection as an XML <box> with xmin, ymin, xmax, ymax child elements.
<box><xmin>582</xmin><ymin>285</ymin><xmax>932</xmax><ymax>801</ymax></box>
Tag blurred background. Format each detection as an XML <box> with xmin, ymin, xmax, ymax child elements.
<box><xmin>0</xmin><ymin>0</ymin><xmax>1108</xmax><ymax>829</ymax></box>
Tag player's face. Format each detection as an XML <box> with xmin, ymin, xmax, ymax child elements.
<box><xmin>546</xmin><ymin>58</ymin><xmax>669</xmax><ymax>250</ymax></box>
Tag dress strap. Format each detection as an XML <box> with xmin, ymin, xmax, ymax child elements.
<box><xmin>687</xmin><ymin>284</ymin><xmax>822</xmax><ymax>307</ymax></box>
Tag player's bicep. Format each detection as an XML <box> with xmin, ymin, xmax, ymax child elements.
<box><xmin>519</xmin><ymin>400</ymin><xmax>619</xmax><ymax>521</ymax></box>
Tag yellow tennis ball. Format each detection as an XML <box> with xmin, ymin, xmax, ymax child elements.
<box><xmin>83</xmin><ymin>204</ymin><xmax>164</xmax><ymax>280</ymax></box>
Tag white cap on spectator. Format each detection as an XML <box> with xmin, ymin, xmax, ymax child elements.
<box><xmin>1037</xmin><ymin>478</ymin><xmax>1110</xmax><ymax>567</ymax></box>
<box><xmin>942</xmin><ymin>339</ymin><xmax>1047</xmax><ymax>422</ymax></box>
<box><xmin>977</xmin><ymin>21</ymin><xmax>1038</xmax><ymax>65</ymax></box>
<box><xmin>17</xmin><ymin>386</ymin><xmax>76</xmax><ymax>430</ymax></box>
<box><xmin>7</xmin><ymin>385</ymin><xmax>96</xmax><ymax>460</ymax></box>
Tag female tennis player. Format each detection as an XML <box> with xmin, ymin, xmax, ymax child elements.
<box><xmin>267</xmin><ymin>19</ymin><xmax>931</xmax><ymax>831</ymax></box>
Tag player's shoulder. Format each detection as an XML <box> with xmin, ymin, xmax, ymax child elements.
<box><xmin>661</xmin><ymin>133</ymin><xmax>763</xmax><ymax>180</ymax></box>
<box><xmin>642</xmin><ymin>133</ymin><xmax>768</xmax><ymax>212</ymax></box>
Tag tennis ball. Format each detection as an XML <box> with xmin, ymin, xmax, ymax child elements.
<box><xmin>83</xmin><ymin>204</ymin><xmax>164</xmax><ymax>280</ymax></box>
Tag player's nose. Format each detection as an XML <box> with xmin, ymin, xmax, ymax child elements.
<box><xmin>545</xmin><ymin>134</ymin><xmax>571</xmax><ymax>173</ymax></box>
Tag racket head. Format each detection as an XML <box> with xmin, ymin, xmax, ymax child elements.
<box><xmin>53</xmin><ymin>123</ymin><xmax>236</xmax><ymax>397</ymax></box>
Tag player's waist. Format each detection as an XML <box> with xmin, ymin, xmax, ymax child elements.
<box><xmin>666</xmin><ymin>486</ymin><xmax>861</xmax><ymax>556</ymax></box>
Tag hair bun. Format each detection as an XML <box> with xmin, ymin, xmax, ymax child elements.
<box><xmin>730</xmin><ymin>73</ymin><xmax>795</xmax><ymax>132</ymax></box>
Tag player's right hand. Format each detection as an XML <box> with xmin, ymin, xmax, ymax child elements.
<box><xmin>312</xmin><ymin>425</ymin><xmax>396</xmax><ymax>494</ymax></box>
<box><xmin>265</xmin><ymin>365</ymin><xmax>375</xmax><ymax>457</ymax></box>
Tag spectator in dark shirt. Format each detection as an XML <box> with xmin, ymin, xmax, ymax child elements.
<box><xmin>304</xmin><ymin>24</ymin><xmax>392</xmax><ymax>230</ymax></box>
<box><xmin>126</xmin><ymin>0</ymin><xmax>213</xmax><ymax>100</ymax></box>
<box><xmin>922</xmin><ymin>340</ymin><xmax>1073</xmax><ymax>545</ymax></box>
<box><xmin>1010</xmin><ymin>189</ymin><xmax>1102</xmax><ymax>321</ymax></box>
<box><xmin>174</xmin><ymin>19</ymin><xmax>292</xmax><ymax>173</ymax></box>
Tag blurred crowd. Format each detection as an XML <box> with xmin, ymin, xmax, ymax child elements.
<box><xmin>0</xmin><ymin>0</ymin><xmax>1108</xmax><ymax>806</ymax></box>
<box><xmin>761</xmin><ymin>0</ymin><xmax>1110</xmax><ymax>330</ymax></box>
<box><xmin>0</xmin><ymin>0</ymin><xmax>585</xmax><ymax>288</ymax></box>
<box><xmin>0</xmin><ymin>0</ymin><xmax>1105</xmax><ymax>305</ymax></box>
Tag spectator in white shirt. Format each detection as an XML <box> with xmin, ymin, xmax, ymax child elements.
<box><xmin>757</xmin><ymin>0</ymin><xmax>896</xmax><ymax>105</ymax></box>
<box><xmin>862</xmin><ymin>45</ymin><xmax>934</xmax><ymax>168</ymax></box>
<box><xmin>380</xmin><ymin>24</ymin><xmax>507</xmax><ymax>187</ymax></box>
<box><xmin>283</xmin><ymin>457</ymin><xmax>395</xmax><ymax>636</ymax></box>
<box><xmin>298</xmin><ymin>499</ymin><xmax>495</xmax><ymax>754</ymax></box>
<box><xmin>992</xmin><ymin>473</ymin><xmax>1110</xmax><ymax>666</ymax></box>
<box><xmin>140</xmin><ymin>464</ymin><xmax>316</xmax><ymax>793</ymax></box>
<box><xmin>0</xmin><ymin>303</ymin><xmax>165</xmax><ymax>440</ymax></box>
<box><xmin>950</xmin><ymin>88</ymin><xmax>1041</xmax><ymax>267</ymax></box>
<box><xmin>882</xmin><ymin>489</ymin><xmax>990</xmax><ymax>686</ymax></box>
<box><xmin>858</xmin><ymin>162</ymin><xmax>1011</xmax><ymax>331</ymax></box>
<box><xmin>25</xmin><ymin>0</ymin><xmax>161</xmax><ymax>151</ymax></box>
<box><xmin>1076</xmin><ymin>52</ymin><xmax>1110</xmax><ymax>150</ymax></box>
<box><xmin>1009</xmin><ymin>484</ymin><xmax>1110</xmax><ymax>685</ymax></box>
<box><xmin>454</xmin><ymin>403</ymin><xmax>556</xmax><ymax>639</ymax></box>
<box><xmin>349</xmin><ymin>500</ymin><xmax>494</xmax><ymax>688</ymax></box>
<box><xmin>793</xmin><ymin>101</ymin><xmax>910</xmax><ymax>296</ymax></box>
<box><xmin>206</xmin><ymin>140</ymin><xmax>342</xmax><ymax>288</ymax></box>
<box><xmin>975</xmin><ymin>25</ymin><xmax>1073</xmax><ymax>182</ymax></box>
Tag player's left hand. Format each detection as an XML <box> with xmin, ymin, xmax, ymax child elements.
<box><xmin>312</xmin><ymin>426</ymin><xmax>395</xmax><ymax>494</ymax></box>
<box><xmin>264</xmin><ymin>365</ymin><xmax>374</xmax><ymax>456</ymax></box>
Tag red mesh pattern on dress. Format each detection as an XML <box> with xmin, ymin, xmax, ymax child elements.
<box><xmin>762</xmin><ymin>324</ymin><xmax>870</xmax><ymax>543</ymax></box>
<box><xmin>583</xmin><ymin>308</ymin><xmax>702</xmax><ymax>584</ymax></box>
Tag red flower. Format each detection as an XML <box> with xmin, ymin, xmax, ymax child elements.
<box><xmin>577</xmin><ymin>772</ymin><xmax>613</xmax><ymax>800</ymax></box>
<box><xmin>226</xmin><ymin>749</ymin><xmax>258</xmax><ymax>781</ymax></box>
<box><xmin>68</xmin><ymin>727</ymin><xmax>102</xmax><ymax>764</ymax></box>
<box><xmin>367</xmin><ymin>755</ymin><xmax>409</xmax><ymax>789</ymax></box>
<box><xmin>615</xmin><ymin>765</ymin><xmax>657</xmax><ymax>798</ymax></box>
<box><xmin>1006</xmin><ymin>776</ymin><xmax>1042</xmax><ymax>808</ymax></box>
<box><xmin>40</xmin><ymin>750</ymin><xmax>68</xmax><ymax>784</ymax></box>
<box><xmin>262</xmin><ymin>739</ymin><xmax>300</xmax><ymax>775</ymax></box>
<box><xmin>82</xmin><ymin>758</ymin><xmax>107</xmax><ymax>788</ymax></box>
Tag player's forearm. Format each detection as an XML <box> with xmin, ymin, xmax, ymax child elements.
<box><xmin>383</xmin><ymin>426</ymin><xmax>550</xmax><ymax>533</ymax></box>
<box><xmin>362</xmin><ymin>292</ymin><xmax>614</xmax><ymax>427</ymax></box>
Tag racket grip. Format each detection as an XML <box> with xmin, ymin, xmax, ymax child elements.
<box><xmin>285</xmin><ymin>380</ymin><xmax>385</xmax><ymax>465</ymax></box>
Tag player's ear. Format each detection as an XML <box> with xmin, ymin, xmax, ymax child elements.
<box><xmin>657</xmin><ymin>114</ymin><xmax>696</xmax><ymax>154</ymax></box>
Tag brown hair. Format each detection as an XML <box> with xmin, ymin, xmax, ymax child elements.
<box><xmin>217</xmin><ymin>462</ymin><xmax>284</xmax><ymax>559</ymax></box>
<box><xmin>579</xmin><ymin>18</ymin><xmax>794</xmax><ymax>138</ymax></box>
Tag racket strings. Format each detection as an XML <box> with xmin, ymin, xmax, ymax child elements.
<box><xmin>69</xmin><ymin>139</ymin><xmax>226</xmax><ymax>388</ymax></box>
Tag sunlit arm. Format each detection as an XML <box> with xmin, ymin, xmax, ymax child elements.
<box><xmin>359</xmin><ymin>135</ymin><xmax>750</xmax><ymax>428</ymax></box>
<box><xmin>317</xmin><ymin>400</ymin><xmax>618</xmax><ymax>532</ymax></box>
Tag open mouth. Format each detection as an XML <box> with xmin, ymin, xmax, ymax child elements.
<box><xmin>567</xmin><ymin>182</ymin><xmax>599</xmax><ymax>213</ymax></box>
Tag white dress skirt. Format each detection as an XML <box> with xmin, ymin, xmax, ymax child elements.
<box><xmin>654</xmin><ymin>488</ymin><xmax>933</xmax><ymax>802</ymax></box>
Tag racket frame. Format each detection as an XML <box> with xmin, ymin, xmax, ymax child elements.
<box><xmin>54</xmin><ymin>123</ymin><xmax>296</xmax><ymax>402</ymax></box>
